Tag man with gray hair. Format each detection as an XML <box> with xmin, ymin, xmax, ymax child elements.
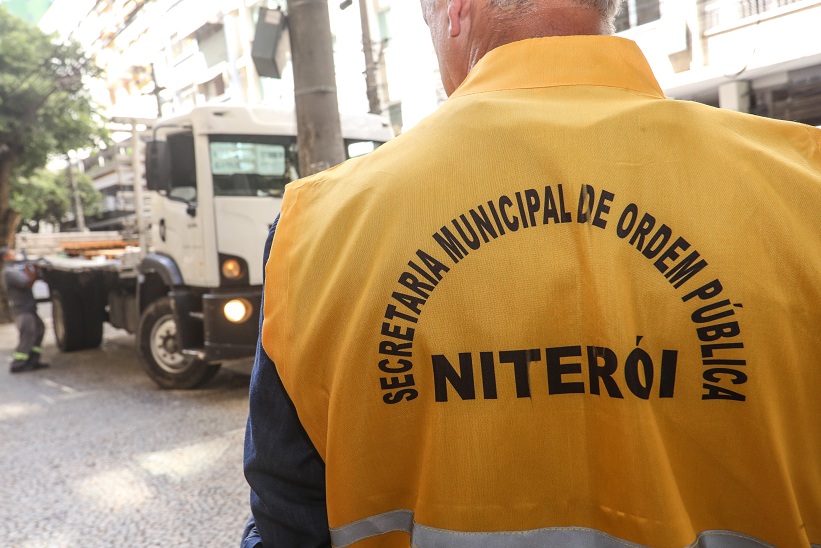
<box><xmin>242</xmin><ymin>0</ymin><xmax>821</xmax><ymax>546</ymax></box>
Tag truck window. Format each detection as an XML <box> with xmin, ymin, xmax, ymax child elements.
<box><xmin>168</xmin><ymin>132</ymin><xmax>197</xmax><ymax>202</ymax></box>
<box><xmin>346</xmin><ymin>140</ymin><xmax>379</xmax><ymax>158</ymax></box>
<box><xmin>210</xmin><ymin>136</ymin><xmax>297</xmax><ymax>197</ymax></box>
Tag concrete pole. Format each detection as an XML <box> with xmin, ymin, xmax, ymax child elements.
<box><xmin>238</xmin><ymin>1</ymin><xmax>263</xmax><ymax>104</ymax></box>
<box><xmin>131</xmin><ymin>121</ymin><xmax>148</xmax><ymax>257</ymax></box>
<box><xmin>222</xmin><ymin>8</ymin><xmax>246</xmax><ymax>103</ymax></box>
<box><xmin>66</xmin><ymin>154</ymin><xmax>87</xmax><ymax>232</ymax></box>
<box><xmin>684</xmin><ymin>0</ymin><xmax>705</xmax><ymax>70</ymax></box>
<box><xmin>286</xmin><ymin>0</ymin><xmax>345</xmax><ymax>176</ymax></box>
<box><xmin>359</xmin><ymin>0</ymin><xmax>381</xmax><ymax>114</ymax></box>
<box><xmin>719</xmin><ymin>81</ymin><xmax>751</xmax><ymax>113</ymax></box>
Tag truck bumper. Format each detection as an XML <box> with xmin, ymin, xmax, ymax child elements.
<box><xmin>201</xmin><ymin>288</ymin><xmax>261</xmax><ymax>361</ymax></box>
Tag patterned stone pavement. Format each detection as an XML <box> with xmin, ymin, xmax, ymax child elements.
<box><xmin>0</xmin><ymin>303</ymin><xmax>254</xmax><ymax>547</ymax></box>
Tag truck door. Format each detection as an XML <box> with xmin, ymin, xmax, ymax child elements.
<box><xmin>209</xmin><ymin>136</ymin><xmax>296</xmax><ymax>287</ymax></box>
<box><xmin>152</xmin><ymin>131</ymin><xmax>207</xmax><ymax>286</ymax></box>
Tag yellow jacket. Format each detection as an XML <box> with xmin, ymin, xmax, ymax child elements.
<box><xmin>263</xmin><ymin>36</ymin><xmax>821</xmax><ymax>547</ymax></box>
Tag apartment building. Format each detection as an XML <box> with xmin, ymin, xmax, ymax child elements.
<box><xmin>38</xmin><ymin>0</ymin><xmax>820</xmax><ymax>228</ymax></box>
<box><xmin>37</xmin><ymin>0</ymin><xmax>441</xmax><ymax>122</ymax></box>
<box><xmin>37</xmin><ymin>0</ymin><xmax>440</xmax><ymax>229</ymax></box>
<box><xmin>39</xmin><ymin>0</ymin><xmax>820</xmax><ymax>129</ymax></box>
<box><xmin>617</xmin><ymin>0</ymin><xmax>821</xmax><ymax>125</ymax></box>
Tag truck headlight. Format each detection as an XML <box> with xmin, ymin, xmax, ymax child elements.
<box><xmin>224</xmin><ymin>298</ymin><xmax>252</xmax><ymax>323</ymax></box>
<box><xmin>221</xmin><ymin>258</ymin><xmax>244</xmax><ymax>280</ymax></box>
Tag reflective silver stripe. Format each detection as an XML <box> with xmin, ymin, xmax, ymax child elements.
<box><xmin>330</xmin><ymin>512</ymin><xmax>805</xmax><ymax>548</ymax></box>
<box><xmin>413</xmin><ymin>525</ymin><xmax>780</xmax><ymax>548</ymax></box>
<box><xmin>330</xmin><ymin>509</ymin><xmax>413</xmax><ymax>547</ymax></box>
<box><xmin>412</xmin><ymin>524</ymin><xmax>648</xmax><ymax>548</ymax></box>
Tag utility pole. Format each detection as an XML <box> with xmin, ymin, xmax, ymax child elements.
<box><xmin>358</xmin><ymin>0</ymin><xmax>381</xmax><ymax>114</ymax></box>
<box><xmin>341</xmin><ymin>0</ymin><xmax>382</xmax><ymax>114</ymax></box>
<box><xmin>66</xmin><ymin>154</ymin><xmax>87</xmax><ymax>232</ymax></box>
<box><xmin>130</xmin><ymin>120</ymin><xmax>148</xmax><ymax>257</ymax></box>
<box><xmin>286</xmin><ymin>0</ymin><xmax>345</xmax><ymax>176</ymax></box>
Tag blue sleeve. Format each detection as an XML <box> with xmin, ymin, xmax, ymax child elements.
<box><xmin>242</xmin><ymin>216</ymin><xmax>331</xmax><ymax>548</ymax></box>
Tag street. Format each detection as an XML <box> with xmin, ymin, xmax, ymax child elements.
<box><xmin>0</xmin><ymin>303</ymin><xmax>254</xmax><ymax>547</ymax></box>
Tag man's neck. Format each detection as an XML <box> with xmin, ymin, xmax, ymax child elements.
<box><xmin>467</xmin><ymin>5</ymin><xmax>604</xmax><ymax>73</ymax></box>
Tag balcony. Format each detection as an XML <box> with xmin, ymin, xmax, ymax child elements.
<box><xmin>702</xmin><ymin>0</ymin><xmax>819</xmax><ymax>33</ymax></box>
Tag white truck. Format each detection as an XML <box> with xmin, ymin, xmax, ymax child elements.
<box><xmin>42</xmin><ymin>105</ymin><xmax>392</xmax><ymax>388</ymax></box>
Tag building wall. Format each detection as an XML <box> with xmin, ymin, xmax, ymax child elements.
<box><xmin>38</xmin><ymin>0</ymin><xmax>442</xmax><ymax>129</ymax></box>
<box><xmin>40</xmin><ymin>0</ymin><xmax>821</xmax><ymax>210</ymax></box>
<box><xmin>37</xmin><ymin>0</ymin><xmax>444</xmax><ymax>228</ymax></box>
<box><xmin>41</xmin><ymin>0</ymin><xmax>821</xmax><ymax>123</ymax></box>
<box><xmin>373</xmin><ymin>0</ymin><xmax>444</xmax><ymax>132</ymax></box>
<box><xmin>616</xmin><ymin>0</ymin><xmax>821</xmax><ymax>124</ymax></box>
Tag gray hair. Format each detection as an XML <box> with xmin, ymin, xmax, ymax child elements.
<box><xmin>488</xmin><ymin>0</ymin><xmax>625</xmax><ymax>34</ymax></box>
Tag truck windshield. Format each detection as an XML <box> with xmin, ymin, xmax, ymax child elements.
<box><xmin>209</xmin><ymin>135</ymin><xmax>387</xmax><ymax>197</ymax></box>
<box><xmin>209</xmin><ymin>135</ymin><xmax>297</xmax><ymax>197</ymax></box>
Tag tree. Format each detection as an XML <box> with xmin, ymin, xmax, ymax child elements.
<box><xmin>0</xmin><ymin>6</ymin><xmax>105</xmax><ymax>322</ymax></box>
<box><xmin>11</xmin><ymin>168</ymin><xmax>102</xmax><ymax>233</ymax></box>
<box><xmin>0</xmin><ymin>6</ymin><xmax>105</xmax><ymax>246</ymax></box>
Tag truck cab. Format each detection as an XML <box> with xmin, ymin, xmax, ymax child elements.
<box><xmin>45</xmin><ymin>105</ymin><xmax>392</xmax><ymax>388</ymax></box>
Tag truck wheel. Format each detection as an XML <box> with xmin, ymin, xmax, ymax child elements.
<box><xmin>83</xmin><ymin>300</ymin><xmax>105</xmax><ymax>349</ymax></box>
<box><xmin>52</xmin><ymin>290</ymin><xmax>102</xmax><ymax>351</ymax></box>
<box><xmin>137</xmin><ymin>298</ymin><xmax>220</xmax><ymax>389</ymax></box>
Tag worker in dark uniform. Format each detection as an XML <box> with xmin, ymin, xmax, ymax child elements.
<box><xmin>1</xmin><ymin>247</ymin><xmax>48</xmax><ymax>373</ymax></box>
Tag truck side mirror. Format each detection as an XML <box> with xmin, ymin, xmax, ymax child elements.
<box><xmin>146</xmin><ymin>140</ymin><xmax>171</xmax><ymax>192</ymax></box>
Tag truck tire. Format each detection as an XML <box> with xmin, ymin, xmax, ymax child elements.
<box><xmin>52</xmin><ymin>289</ymin><xmax>103</xmax><ymax>351</ymax></box>
<box><xmin>83</xmin><ymin>300</ymin><xmax>104</xmax><ymax>349</ymax></box>
<box><xmin>137</xmin><ymin>298</ymin><xmax>220</xmax><ymax>389</ymax></box>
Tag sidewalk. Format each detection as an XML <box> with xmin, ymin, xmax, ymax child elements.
<box><xmin>0</xmin><ymin>303</ymin><xmax>252</xmax><ymax>547</ymax></box>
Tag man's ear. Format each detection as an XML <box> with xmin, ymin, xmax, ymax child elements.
<box><xmin>447</xmin><ymin>0</ymin><xmax>471</xmax><ymax>37</ymax></box>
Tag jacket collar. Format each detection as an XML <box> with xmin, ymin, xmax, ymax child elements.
<box><xmin>451</xmin><ymin>36</ymin><xmax>665</xmax><ymax>100</ymax></box>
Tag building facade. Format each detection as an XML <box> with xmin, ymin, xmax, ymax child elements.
<box><xmin>37</xmin><ymin>0</ymin><xmax>440</xmax><ymax>125</ymax></box>
<box><xmin>38</xmin><ymin>0</ymin><xmax>821</xmax><ymax>229</ymax></box>
<box><xmin>38</xmin><ymin>0</ymin><xmax>442</xmax><ymax>229</ymax></box>
<box><xmin>39</xmin><ymin>0</ymin><xmax>821</xmax><ymax>136</ymax></box>
<box><xmin>617</xmin><ymin>0</ymin><xmax>821</xmax><ymax>125</ymax></box>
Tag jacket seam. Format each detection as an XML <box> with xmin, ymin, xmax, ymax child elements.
<box><xmin>803</xmin><ymin>126</ymin><xmax>821</xmax><ymax>157</ymax></box>
<box><xmin>451</xmin><ymin>82</ymin><xmax>666</xmax><ymax>101</ymax></box>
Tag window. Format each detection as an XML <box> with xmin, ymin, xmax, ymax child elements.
<box><xmin>209</xmin><ymin>135</ymin><xmax>387</xmax><ymax>198</ymax></box>
<box><xmin>167</xmin><ymin>132</ymin><xmax>197</xmax><ymax>202</ymax></box>
<box><xmin>196</xmin><ymin>23</ymin><xmax>227</xmax><ymax>69</ymax></box>
<box><xmin>386</xmin><ymin>101</ymin><xmax>403</xmax><ymax>136</ymax></box>
<box><xmin>701</xmin><ymin>0</ymin><xmax>804</xmax><ymax>32</ymax></box>
<box><xmin>209</xmin><ymin>136</ymin><xmax>297</xmax><ymax>197</ymax></box>
<box><xmin>614</xmin><ymin>0</ymin><xmax>661</xmax><ymax>32</ymax></box>
<box><xmin>200</xmin><ymin>74</ymin><xmax>226</xmax><ymax>102</ymax></box>
<box><xmin>170</xmin><ymin>34</ymin><xmax>197</xmax><ymax>65</ymax></box>
<box><xmin>176</xmin><ymin>85</ymin><xmax>196</xmax><ymax>110</ymax></box>
<box><xmin>377</xmin><ymin>7</ymin><xmax>391</xmax><ymax>42</ymax></box>
<box><xmin>346</xmin><ymin>141</ymin><xmax>376</xmax><ymax>158</ymax></box>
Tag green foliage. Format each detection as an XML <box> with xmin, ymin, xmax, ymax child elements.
<box><xmin>0</xmin><ymin>5</ymin><xmax>106</xmax><ymax>176</ymax></box>
<box><xmin>11</xmin><ymin>168</ymin><xmax>102</xmax><ymax>232</ymax></box>
<box><xmin>0</xmin><ymin>5</ymin><xmax>106</xmax><ymax>257</ymax></box>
